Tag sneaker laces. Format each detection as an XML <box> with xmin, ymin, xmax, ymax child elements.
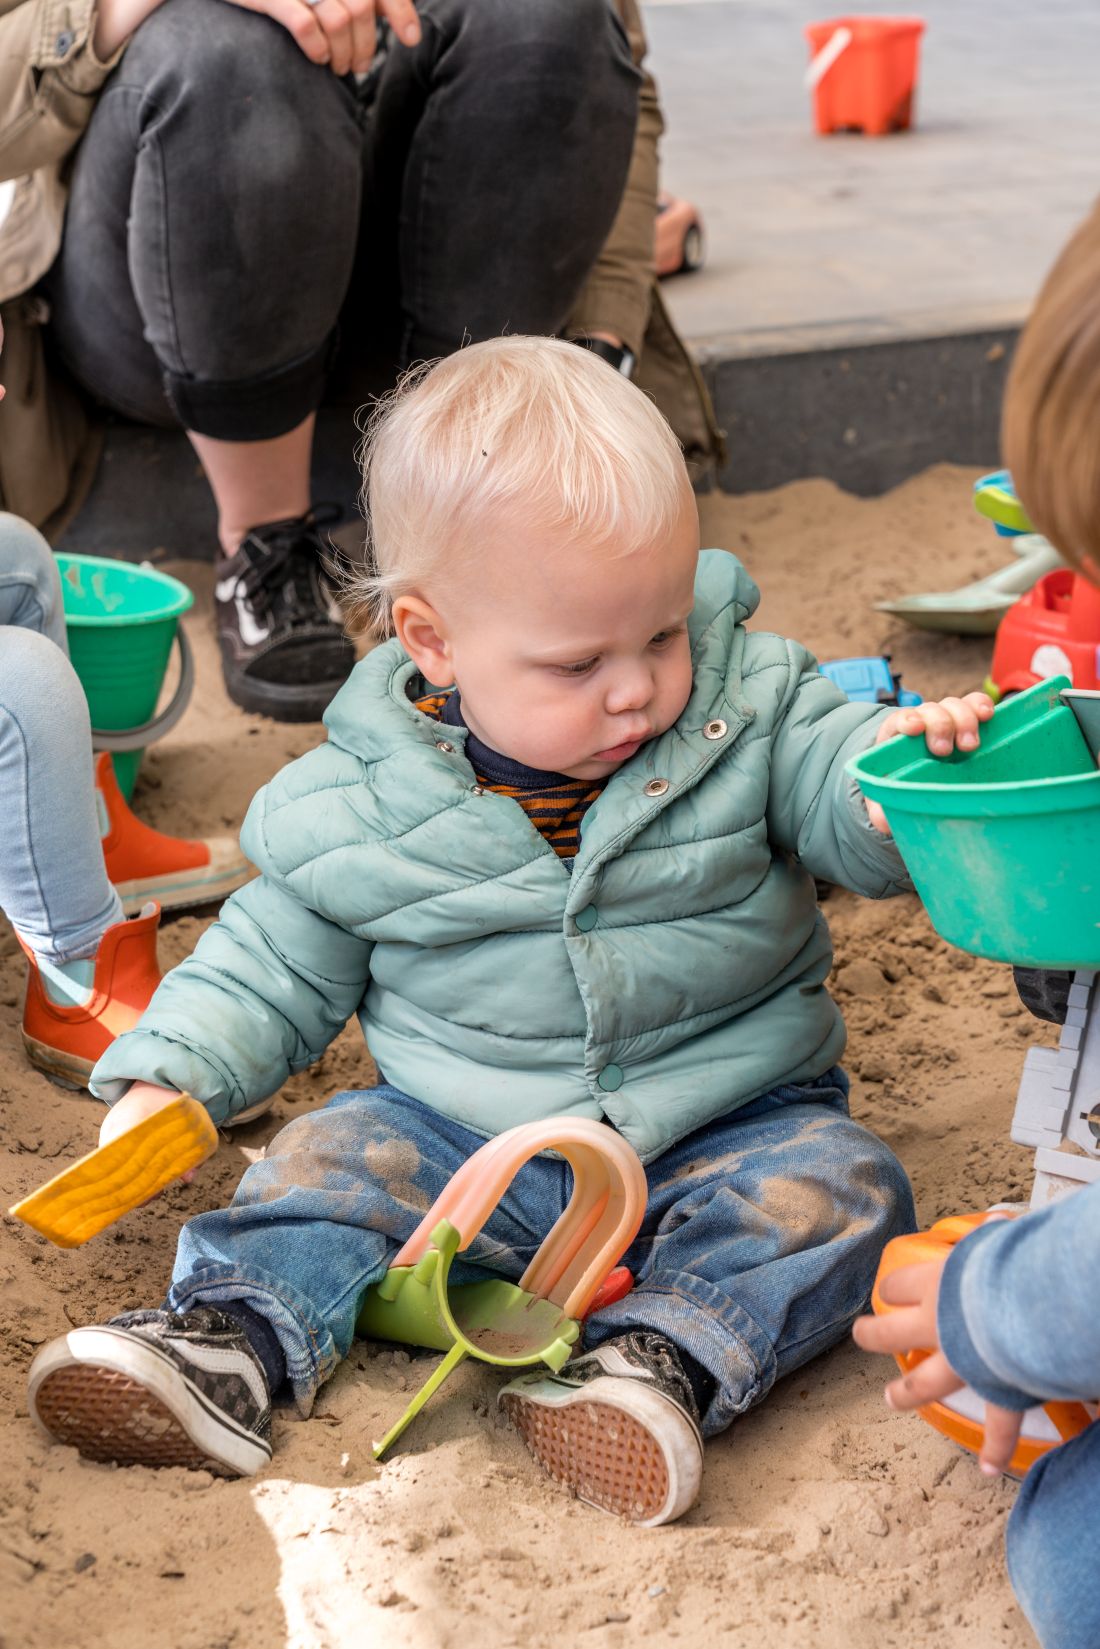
<box><xmin>620</xmin><ymin>1330</ymin><xmax>700</xmax><ymax>1420</ymax></box>
<box><xmin>229</xmin><ymin>505</ymin><xmax>344</xmax><ymax>632</ymax></box>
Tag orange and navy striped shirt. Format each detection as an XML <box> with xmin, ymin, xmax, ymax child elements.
<box><xmin>415</xmin><ymin>689</ymin><xmax>608</xmax><ymax>863</ymax></box>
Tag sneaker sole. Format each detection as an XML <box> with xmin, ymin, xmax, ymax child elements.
<box><xmin>500</xmin><ymin>1373</ymin><xmax>702</xmax><ymax>1527</ymax></box>
<box><xmin>28</xmin><ymin>1328</ymin><xmax>271</xmax><ymax>1478</ymax></box>
<box><xmin>115</xmin><ymin>863</ymin><xmax>252</xmax><ymax>917</ymax></box>
<box><xmin>221</xmin><ymin>658</ymin><xmax>351</xmax><ymax>724</ymax></box>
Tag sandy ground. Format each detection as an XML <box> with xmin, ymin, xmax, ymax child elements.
<box><xmin>0</xmin><ymin>464</ymin><xmax>1055</xmax><ymax>1649</ymax></box>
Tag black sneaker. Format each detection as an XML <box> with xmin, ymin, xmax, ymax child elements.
<box><xmin>214</xmin><ymin>512</ymin><xmax>356</xmax><ymax>722</ymax></box>
<box><xmin>27</xmin><ymin>1306</ymin><xmax>272</xmax><ymax>1477</ymax></box>
<box><xmin>499</xmin><ymin>1330</ymin><xmax>703</xmax><ymax>1525</ymax></box>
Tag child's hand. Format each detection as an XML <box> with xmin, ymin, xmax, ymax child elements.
<box><xmin>875</xmin><ymin>691</ymin><xmax>995</xmax><ymax>756</ymax></box>
<box><xmin>865</xmin><ymin>692</ymin><xmax>995</xmax><ymax>833</ymax></box>
<box><xmin>852</xmin><ymin>1257</ymin><xmax>1024</xmax><ymax>1476</ymax></box>
<box><xmin>99</xmin><ymin>1083</ymin><xmax>201</xmax><ymax>1192</ymax></box>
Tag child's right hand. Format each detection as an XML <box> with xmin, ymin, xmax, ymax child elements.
<box><xmin>99</xmin><ymin>1083</ymin><xmax>201</xmax><ymax>1189</ymax></box>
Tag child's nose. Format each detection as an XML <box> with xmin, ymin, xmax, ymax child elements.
<box><xmin>605</xmin><ymin>663</ymin><xmax>654</xmax><ymax>715</ymax></box>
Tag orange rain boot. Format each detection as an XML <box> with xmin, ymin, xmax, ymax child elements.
<box><xmin>96</xmin><ymin>754</ymin><xmax>252</xmax><ymax>915</ymax></box>
<box><xmin>21</xmin><ymin>904</ymin><xmax>163</xmax><ymax>1088</ymax></box>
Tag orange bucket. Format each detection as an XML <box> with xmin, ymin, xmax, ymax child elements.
<box><xmin>873</xmin><ymin>1214</ymin><xmax>1096</xmax><ymax>1477</ymax></box>
<box><xmin>805</xmin><ymin>15</ymin><xmax>925</xmax><ymax>136</ymax></box>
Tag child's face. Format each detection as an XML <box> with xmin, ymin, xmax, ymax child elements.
<box><xmin>397</xmin><ymin>496</ymin><xmax>700</xmax><ymax>779</ymax></box>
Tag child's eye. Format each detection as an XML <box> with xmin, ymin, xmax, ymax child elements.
<box><xmin>554</xmin><ymin>656</ymin><xmax>600</xmax><ymax>677</ymax></box>
<box><xmin>650</xmin><ymin>629</ymin><xmax>681</xmax><ymax>649</ymax></box>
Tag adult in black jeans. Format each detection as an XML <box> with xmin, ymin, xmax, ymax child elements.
<box><xmin>49</xmin><ymin>0</ymin><xmax>640</xmax><ymax>720</ymax></box>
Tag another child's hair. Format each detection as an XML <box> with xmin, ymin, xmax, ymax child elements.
<box><xmin>1002</xmin><ymin>200</ymin><xmax>1100</xmax><ymax>582</ymax></box>
<box><xmin>351</xmin><ymin>335</ymin><xmax>691</xmax><ymax>634</ymax></box>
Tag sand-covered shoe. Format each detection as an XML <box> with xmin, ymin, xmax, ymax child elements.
<box><xmin>28</xmin><ymin>1307</ymin><xmax>272</xmax><ymax>1477</ymax></box>
<box><xmin>96</xmin><ymin>753</ymin><xmax>252</xmax><ymax>916</ymax></box>
<box><xmin>21</xmin><ymin>903</ymin><xmax>163</xmax><ymax>1087</ymax></box>
<box><xmin>499</xmin><ymin>1331</ymin><xmax>703</xmax><ymax>1526</ymax></box>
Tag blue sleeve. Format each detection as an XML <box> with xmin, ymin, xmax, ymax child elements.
<box><xmin>937</xmin><ymin>1189</ymin><xmax>1100</xmax><ymax>1409</ymax></box>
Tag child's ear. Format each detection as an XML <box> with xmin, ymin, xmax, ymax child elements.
<box><xmin>391</xmin><ymin>595</ymin><xmax>455</xmax><ymax>686</ymax></box>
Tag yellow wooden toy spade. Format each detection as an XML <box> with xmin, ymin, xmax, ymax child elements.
<box><xmin>9</xmin><ymin>1094</ymin><xmax>218</xmax><ymax>1247</ymax></box>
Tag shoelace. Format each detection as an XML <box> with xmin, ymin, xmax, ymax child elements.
<box><xmin>626</xmin><ymin>1331</ymin><xmax>699</xmax><ymax>1417</ymax></box>
<box><xmin>232</xmin><ymin>506</ymin><xmax>344</xmax><ymax>632</ymax></box>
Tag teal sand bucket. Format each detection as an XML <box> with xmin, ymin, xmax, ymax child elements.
<box><xmin>848</xmin><ymin>676</ymin><xmax>1100</xmax><ymax>969</ymax></box>
<box><xmin>56</xmin><ymin>554</ymin><xmax>195</xmax><ymax>801</ymax></box>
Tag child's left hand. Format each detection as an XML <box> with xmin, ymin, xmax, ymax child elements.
<box><xmin>852</xmin><ymin>1257</ymin><xmax>1024</xmax><ymax>1476</ymax></box>
<box><xmin>865</xmin><ymin>692</ymin><xmax>995</xmax><ymax>833</ymax></box>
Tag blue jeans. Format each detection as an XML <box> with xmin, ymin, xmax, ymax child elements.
<box><xmin>169</xmin><ymin>1072</ymin><xmax>916</xmax><ymax>1432</ymax></box>
<box><xmin>0</xmin><ymin>516</ymin><xmax>122</xmax><ymax>962</ymax></box>
<box><xmin>1007</xmin><ymin>1425</ymin><xmax>1100</xmax><ymax>1649</ymax></box>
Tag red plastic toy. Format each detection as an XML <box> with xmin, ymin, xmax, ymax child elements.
<box><xmin>985</xmin><ymin>571</ymin><xmax>1100</xmax><ymax>701</ymax></box>
<box><xmin>805</xmin><ymin>15</ymin><xmax>925</xmax><ymax>137</ymax></box>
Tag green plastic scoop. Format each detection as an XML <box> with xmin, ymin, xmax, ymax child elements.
<box><xmin>355</xmin><ymin>1116</ymin><xmax>648</xmax><ymax>1459</ymax></box>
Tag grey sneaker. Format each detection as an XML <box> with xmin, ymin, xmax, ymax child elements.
<box><xmin>499</xmin><ymin>1331</ymin><xmax>704</xmax><ymax>1526</ymax></box>
<box><xmin>28</xmin><ymin>1307</ymin><xmax>272</xmax><ymax>1477</ymax></box>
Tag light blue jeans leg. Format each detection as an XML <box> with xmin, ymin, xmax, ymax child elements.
<box><xmin>1006</xmin><ymin>1423</ymin><xmax>1100</xmax><ymax>1649</ymax></box>
<box><xmin>0</xmin><ymin>515</ymin><xmax>122</xmax><ymax>960</ymax></box>
<box><xmin>0</xmin><ymin>514</ymin><xmax>70</xmax><ymax>649</ymax></box>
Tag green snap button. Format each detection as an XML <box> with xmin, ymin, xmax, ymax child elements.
<box><xmin>597</xmin><ymin>1063</ymin><xmax>624</xmax><ymax>1092</ymax></box>
<box><xmin>575</xmin><ymin>905</ymin><xmax>598</xmax><ymax>932</ymax></box>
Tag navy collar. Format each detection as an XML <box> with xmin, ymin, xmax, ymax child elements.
<box><xmin>439</xmin><ymin>691</ymin><xmax>589</xmax><ymax>790</ymax></box>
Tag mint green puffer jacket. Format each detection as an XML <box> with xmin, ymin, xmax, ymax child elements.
<box><xmin>92</xmin><ymin>552</ymin><xmax>910</xmax><ymax>1161</ymax></box>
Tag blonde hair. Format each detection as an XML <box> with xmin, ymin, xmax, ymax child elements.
<box><xmin>1002</xmin><ymin>200</ymin><xmax>1100</xmax><ymax>582</ymax></box>
<box><xmin>351</xmin><ymin>335</ymin><xmax>691</xmax><ymax>634</ymax></box>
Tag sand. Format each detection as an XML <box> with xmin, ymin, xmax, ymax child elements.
<box><xmin>0</xmin><ymin>464</ymin><xmax>1053</xmax><ymax>1649</ymax></box>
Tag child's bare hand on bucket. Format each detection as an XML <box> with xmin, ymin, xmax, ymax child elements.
<box><xmin>864</xmin><ymin>691</ymin><xmax>995</xmax><ymax>833</ymax></box>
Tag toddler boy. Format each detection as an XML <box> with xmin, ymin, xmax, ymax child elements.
<box><xmin>28</xmin><ymin>338</ymin><xmax>990</xmax><ymax>1524</ymax></box>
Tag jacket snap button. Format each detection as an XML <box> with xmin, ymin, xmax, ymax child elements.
<box><xmin>597</xmin><ymin>1063</ymin><xmax>624</xmax><ymax>1092</ymax></box>
<box><xmin>436</xmin><ymin>740</ymin><xmax>455</xmax><ymax>754</ymax></box>
<box><xmin>575</xmin><ymin>905</ymin><xmax>598</xmax><ymax>932</ymax></box>
<box><xmin>55</xmin><ymin>28</ymin><xmax>73</xmax><ymax>52</ymax></box>
<box><xmin>643</xmin><ymin>778</ymin><xmax>669</xmax><ymax>797</ymax></box>
<box><xmin>471</xmin><ymin>784</ymin><xmax>484</xmax><ymax>796</ymax></box>
<box><xmin>703</xmin><ymin>719</ymin><xmax>728</xmax><ymax>740</ymax></box>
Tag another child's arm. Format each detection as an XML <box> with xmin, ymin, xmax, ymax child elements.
<box><xmin>854</xmin><ymin>1188</ymin><xmax>1100</xmax><ymax>1472</ymax></box>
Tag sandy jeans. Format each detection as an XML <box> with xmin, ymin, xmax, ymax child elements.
<box><xmin>168</xmin><ymin>1070</ymin><xmax>916</xmax><ymax>1431</ymax></box>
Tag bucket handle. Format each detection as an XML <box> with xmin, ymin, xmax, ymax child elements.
<box><xmin>90</xmin><ymin>626</ymin><xmax>195</xmax><ymax>754</ymax></box>
<box><xmin>804</xmin><ymin>25</ymin><xmax>853</xmax><ymax>90</ymax></box>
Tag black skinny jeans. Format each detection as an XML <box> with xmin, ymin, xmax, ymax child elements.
<box><xmin>49</xmin><ymin>0</ymin><xmax>640</xmax><ymax>440</ymax></box>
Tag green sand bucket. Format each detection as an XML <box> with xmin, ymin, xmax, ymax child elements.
<box><xmin>57</xmin><ymin>554</ymin><xmax>195</xmax><ymax>801</ymax></box>
<box><xmin>848</xmin><ymin>676</ymin><xmax>1100</xmax><ymax>968</ymax></box>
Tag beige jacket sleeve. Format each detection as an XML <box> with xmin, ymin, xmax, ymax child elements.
<box><xmin>0</xmin><ymin>0</ymin><xmax>124</xmax><ymax>182</ymax></box>
<box><xmin>566</xmin><ymin>0</ymin><xmax>660</xmax><ymax>359</ymax></box>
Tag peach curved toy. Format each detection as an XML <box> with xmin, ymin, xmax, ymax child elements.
<box><xmin>9</xmin><ymin>1095</ymin><xmax>218</xmax><ymax>1247</ymax></box>
<box><xmin>873</xmin><ymin>1214</ymin><xmax>1096</xmax><ymax>1477</ymax></box>
<box><xmin>358</xmin><ymin>1116</ymin><xmax>648</xmax><ymax>1457</ymax></box>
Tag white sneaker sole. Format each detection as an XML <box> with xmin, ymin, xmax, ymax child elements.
<box><xmin>499</xmin><ymin>1371</ymin><xmax>702</xmax><ymax>1526</ymax></box>
<box><xmin>28</xmin><ymin>1327</ymin><xmax>271</xmax><ymax>1478</ymax></box>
